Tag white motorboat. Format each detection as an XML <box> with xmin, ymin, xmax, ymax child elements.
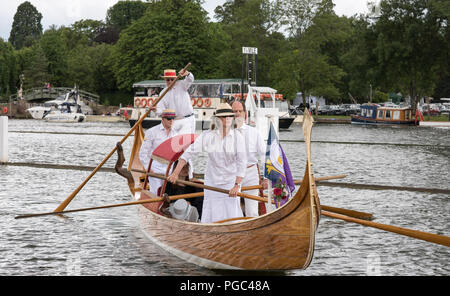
<box><xmin>43</xmin><ymin>110</ymin><xmax>86</xmax><ymax>123</ymax></box>
<box><xmin>27</xmin><ymin>86</ymin><xmax>93</xmax><ymax>120</ymax></box>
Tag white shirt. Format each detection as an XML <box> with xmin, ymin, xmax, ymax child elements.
<box><xmin>156</xmin><ymin>73</ymin><xmax>194</xmax><ymax>118</ymax></box>
<box><xmin>181</xmin><ymin>129</ymin><xmax>247</xmax><ymax>187</ymax></box>
<box><xmin>238</xmin><ymin>124</ymin><xmax>265</xmax><ymax>167</ymax></box>
<box><xmin>139</xmin><ymin>123</ymin><xmax>178</xmax><ymax>170</ymax></box>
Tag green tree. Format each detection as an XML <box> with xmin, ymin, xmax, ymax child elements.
<box><xmin>40</xmin><ymin>27</ymin><xmax>68</xmax><ymax>86</ymax></box>
<box><xmin>110</xmin><ymin>0</ymin><xmax>219</xmax><ymax>90</ymax></box>
<box><xmin>106</xmin><ymin>0</ymin><xmax>149</xmax><ymax>31</ymax></box>
<box><xmin>9</xmin><ymin>1</ymin><xmax>43</xmax><ymax>49</ymax></box>
<box><xmin>273</xmin><ymin>0</ymin><xmax>347</xmax><ymax>104</ymax></box>
<box><xmin>0</xmin><ymin>39</ymin><xmax>18</xmax><ymax>96</ymax></box>
<box><xmin>214</xmin><ymin>0</ymin><xmax>285</xmax><ymax>86</ymax></box>
<box><xmin>431</xmin><ymin>0</ymin><xmax>450</xmax><ymax>98</ymax></box>
<box><xmin>20</xmin><ymin>44</ymin><xmax>50</xmax><ymax>89</ymax></box>
<box><xmin>374</xmin><ymin>0</ymin><xmax>447</xmax><ymax>109</ymax></box>
<box><xmin>71</xmin><ymin>19</ymin><xmax>105</xmax><ymax>45</ymax></box>
<box><xmin>340</xmin><ymin>15</ymin><xmax>378</xmax><ymax>102</ymax></box>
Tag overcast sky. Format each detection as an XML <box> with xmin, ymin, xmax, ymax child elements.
<box><xmin>0</xmin><ymin>0</ymin><xmax>370</xmax><ymax>41</ymax></box>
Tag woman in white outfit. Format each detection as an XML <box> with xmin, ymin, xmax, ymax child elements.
<box><xmin>168</xmin><ymin>103</ymin><xmax>247</xmax><ymax>223</ymax></box>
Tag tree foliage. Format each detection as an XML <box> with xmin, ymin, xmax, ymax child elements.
<box><xmin>2</xmin><ymin>0</ymin><xmax>450</xmax><ymax>105</ymax></box>
<box><xmin>110</xmin><ymin>0</ymin><xmax>221</xmax><ymax>90</ymax></box>
<box><xmin>106</xmin><ymin>0</ymin><xmax>149</xmax><ymax>31</ymax></box>
<box><xmin>9</xmin><ymin>1</ymin><xmax>43</xmax><ymax>49</ymax></box>
<box><xmin>0</xmin><ymin>40</ymin><xmax>18</xmax><ymax>96</ymax></box>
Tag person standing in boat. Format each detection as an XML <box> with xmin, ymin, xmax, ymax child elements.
<box><xmin>139</xmin><ymin>109</ymin><xmax>178</xmax><ymax>195</ymax></box>
<box><xmin>167</xmin><ymin>103</ymin><xmax>247</xmax><ymax>223</ymax></box>
<box><xmin>155</xmin><ymin>68</ymin><xmax>195</xmax><ymax>135</ymax></box>
<box><xmin>232</xmin><ymin>100</ymin><xmax>268</xmax><ymax>217</ymax></box>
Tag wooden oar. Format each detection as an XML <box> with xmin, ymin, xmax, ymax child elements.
<box><xmin>52</xmin><ymin>63</ymin><xmax>192</xmax><ymax>213</ymax></box>
<box><xmin>240</xmin><ymin>174</ymin><xmax>347</xmax><ymax>191</ymax></box>
<box><xmin>137</xmin><ymin>171</ymin><xmax>373</xmax><ymax>220</ymax></box>
<box><xmin>15</xmin><ymin>191</ymin><xmax>203</xmax><ymax>219</ymax></box>
<box><xmin>143</xmin><ymin>171</ymin><xmax>267</xmax><ymax>202</ymax></box>
<box><xmin>321</xmin><ymin>210</ymin><xmax>450</xmax><ymax>247</ymax></box>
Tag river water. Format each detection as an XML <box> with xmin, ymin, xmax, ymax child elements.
<box><xmin>0</xmin><ymin>119</ymin><xmax>448</xmax><ymax>276</ymax></box>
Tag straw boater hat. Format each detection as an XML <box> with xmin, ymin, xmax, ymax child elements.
<box><xmin>161</xmin><ymin>69</ymin><xmax>177</xmax><ymax>79</ymax></box>
<box><xmin>168</xmin><ymin>199</ymin><xmax>199</xmax><ymax>222</ymax></box>
<box><xmin>214</xmin><ymin>103</ymin><xmax>235</xmax><ymax>117</ymax></box>
<box><xmin>161</xmin><ymin>109</ymin><xmax>176</xmax><ymax>119</ymax></box>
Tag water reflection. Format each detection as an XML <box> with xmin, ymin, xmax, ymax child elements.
<box><xmin>1</xmin><ymin>120</ymin><xmax>448</xmax><ymax>275</ymax></box>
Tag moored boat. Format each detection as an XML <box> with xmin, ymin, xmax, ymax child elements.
<box><xmin>351</xmin><ymin>104</ymin><xmax>416</xmax><ymax>125</ymax></box>
<box><xmin>124</xmin><ymin>110</ymin><xmax>320</xmax><ymax>270</ymax></box>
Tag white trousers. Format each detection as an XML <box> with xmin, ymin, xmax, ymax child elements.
<box><xmin>201</xmin><ymin>185</ymin><xmax>243</xmax><ymax>223</ymax></box>
<box><xmin>148</xmin><ymin>161</ymin><xmax>168</xmax><ymax>195</ymax></box>
<box><xmin>242</xmin><ymin>165</ymin><xmax>260</xmax><ymax>217</ymax></box>
<box><xmin>173</xmin><ymin>115</ymin><xmax>196</xmax><ymax>134</ymax></box>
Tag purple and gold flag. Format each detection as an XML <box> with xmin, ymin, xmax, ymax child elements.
<box><xmin>264</xmin><ymin>122</ymin><xmax>295</xmax><ymax>206</ymax></box>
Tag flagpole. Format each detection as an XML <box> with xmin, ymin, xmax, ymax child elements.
<box><xmin>265</xmin><ymin>113</ymin><xmax>274</xmax><ymax>213</ymax></box>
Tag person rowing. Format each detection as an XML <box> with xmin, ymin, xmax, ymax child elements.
<box><xmin>167</xmin><ymin>103</ymin><xmax>247</xmax><ymax>223</ymax></box>
<box><xmin>139</xmin><ymin>109</ymin><xmax>178</xmax><ymax>195</ymax></box>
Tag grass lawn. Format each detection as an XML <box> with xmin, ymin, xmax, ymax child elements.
<box><xmin>422</xmin><ymin>114</ymin><xmax>450</xmax><ymax>121</ymax></box>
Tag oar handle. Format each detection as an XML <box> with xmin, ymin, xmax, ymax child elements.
<box><xmin>53</xmin><ymin>63</ymin><xmax>192</xmax><ymax>212</ymax></box>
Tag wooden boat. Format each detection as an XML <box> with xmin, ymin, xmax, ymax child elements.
<box><xmin>124</xmin><ymin>111</ymin><xmax>320</xmax><ymax>270</ymax></box>
<box><xmin>351</xmin><ymin>103</ymin><xmax>416</xmax><ymax>125</ymax></box>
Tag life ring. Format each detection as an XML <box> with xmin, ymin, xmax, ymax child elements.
<box><xmin>2</xmin><ymin>107</ymin><xmax>7</xmax><ymax>113</ymax></box>
<box><xmin>141</xmin><ymin>98</ymin><xmax>148</xmax><ymax>108</ymax></box>
<box><xmin>134</xmin><ymin>98</ymin><xmax>140</xmax><ymax>108</ymax></box>
<box><xmin>204</xmin><ymin>98</ymin><xmax>211</xmax><ymax>107</ymax></box>
<box><xmin>197</xmin><ymin>98</ymin><xmax>203</xmax><ymax>107</ymax></box>
<box><xmin>191</xmin><ymin>98</ymin><xmax>197</xmax><ymax>107</ymax></box>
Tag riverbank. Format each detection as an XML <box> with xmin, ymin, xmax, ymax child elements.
<box><xmin>293</xmin><ymin>114</ymin><xmax>450</xmax><ymax>125</ymax></box>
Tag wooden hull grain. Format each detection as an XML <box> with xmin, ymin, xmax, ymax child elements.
<box><xmin>127</xmin><ymin>114</ymin><xmax>319</xmax><ymax>270</ymax></box>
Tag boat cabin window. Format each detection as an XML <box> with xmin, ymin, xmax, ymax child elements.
<box><xmin>148</xmin><ymin>87</ymin><xmax>162</xmax><ymax>96</ymax></box>
<box><xmin>367</xmin><ymin>109</ymin><xmax>373</xmax><ymax>117</ymax></box>
<box><xmin>385</xmin><ymin>110</ymin><xmax>391</xmax><ymax>119</ymax></box>
<box><xmin>393</xmin><ymin>111</ymin><xmax>400</xmax><ymax>120</ymax></box>
<box><xmin>378</xmin><ymin>110</ymin><xmax>384</xmax><ymax>119</ymax></box>
<box><xmin>275</xmin><ymin>101</ymin><xmax>289</xmax><ymax>112</ymax></box>
<box><xmin>361</xmin><ymin>108</ymin><xmax>366</xmax><ymax>117</ymax></box>
<box><xmin>134</xmin><ymin>87</ymin><xmax>148</xmax><ymax>97</ymax></box>
<box><xmin>405</xmin><ymin>110</ymin><xmax>410</xmax><ymax>120</ymax></box>
<box><xmin>189</xmin><ymin>84</ymin><xmax>222</xmax><ymax>98</ymax></box>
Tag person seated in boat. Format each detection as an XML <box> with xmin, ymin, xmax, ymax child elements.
<box><xmin>168</xmin><ymin>103</ymin><xmax>247</xmax><ymax>223</ymax></box>
<box><xmin>139</xmin><ymin>109</ymin><xmax>178</xmax><ymax>195</ymax></box>
<box><xmin>166</xmin><ymin>199</ymin><xmax>199</xmax><ymax>223</ymax></box>
<box><xmin>163</xmin><ymin>160</ymin><xmax>204</xmax><ymax>218</ymax></box>
<box><xmin>232</xmin><ymin>100</ymin><xmax>268</xmax><ymax>217</ymax></box>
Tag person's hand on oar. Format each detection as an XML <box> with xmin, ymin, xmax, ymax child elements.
<box><xmin>167</xmin><ymin>158</ymin><xmax>186</xmax><ymax>184</ymax></box>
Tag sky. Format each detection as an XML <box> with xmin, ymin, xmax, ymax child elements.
<box><xmin>0</xmin><ymin>0</ymin><xmax>370</xmax><ymax>41</ymax></box>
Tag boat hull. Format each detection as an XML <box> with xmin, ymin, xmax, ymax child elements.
<box><xmin>126</xmin><ymin>112</ymin><xmax>318</xmax><ymax>270</ymax></box>
<box><xmin>44</xmin><ymin>113</ymin><xmax>86</xmax><ymax>122</ymax></box>
<box><xmin>351</xmin><ymin>116</ymin><xmax>415</xmax><ymax>125</ymax></box>
<box><xmin>135</xmin><ymin>164</ymin><xmax>317</xmax><ymax>270</ymax></box>
<box><xmin>279</xmin><ymin>117</ymin><xmax>295</xmax><ymax>129</ymax></box>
